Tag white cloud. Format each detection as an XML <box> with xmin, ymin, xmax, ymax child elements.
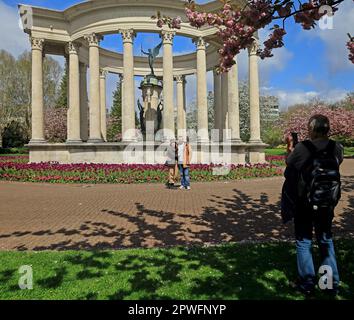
<box><xmin>267</xmin><ymin>88</ymin><xmax>348</xmax><ymax>110</ymax></box>
<box><xmin>295</xmin><ymin>72</ymin><xmax>333</xmax><ymax>92</ymax></box>
<box><xmin>297</xmin><ymin>0</ymin><xmax>354</xmax><ymax>73</ymax></box>
<box><xmin>236</xmin><ymin>42</ymin><xmax>293</xmax><ymax>84</ymax></box>
<box><xmin>0</xmin><ymin>1</ymin><xmax>29</xmax><ymax>57</ymax></box>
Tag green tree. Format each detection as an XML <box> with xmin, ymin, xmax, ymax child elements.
<box><xmin>0</xmin><ymin>50</ymin><xmax>62</xmax><ymax>147</ymax></box>
<box><xmin>207</xmin><ymin>91</ymin><xmax>214</xmax><ymax>130</ymax></box>
<box><xmin>0</xmin><ymin>50</ymin><xmax>17</xmax><ymax>147</ymax></box>
<box><xmin>333</xmin><ymin>92</ymin><xmax>354</xmax><ymax>111</ymax></box>
<box><xmin>186</xmin><ymin>91</ymin><xmax>215</xmax><ymax>132</ymax></box>
<box><xmin>239</xmin><ymin>81</ymin><xmax>281</xmax><ymax>144</ymax></box>
<box><xmin>16</xmin><ymin>51</ymin><xmax>62</xmax><ymax>139</ymax></box>
<box><xmin>107</xmin><ymin>78</ymin><xmax>122</xmax><ymax>141</ymax></box>
<box><xmin>187</xmin><ymin>81</ymin><xmax>280</xmax><ymax>144</ymax></box>
<box><xmin>186</xmin><ymin>100</ymin><xmax>197</xmax><ymax>131</ymax></box>
<box><xmin>55</xmin><ymin>62</ymin><xmax>68</xmax><ymax>109</ymax></box>
<box><xmin>239</xmin><ymin>81</ymin><xmax>250</xmax><ymax>142</ymax></box>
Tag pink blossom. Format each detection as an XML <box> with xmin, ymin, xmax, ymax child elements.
<box><xmin>283</xmin><ymin>105</ymin><xmax>354</xmax><ymax>141</ymax></box>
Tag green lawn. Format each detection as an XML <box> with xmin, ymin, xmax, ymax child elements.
<box><xmin>265</xmin><ymin>148</ymin><xmax>287</xmax><ymax>156</ymax></box>
<box><xmin>1</xmin><ymin>240</ymin><xmax>353</xmax><ymax>300</ymax></box>
<box><xmin>266</xmin><ymin>147</ymin><xmax>354</xmax><ymax>157</ymax></box>
<box><xmin>0</xmin><ymin>147</ymin><xmax>29</xmax><ymax>155</ymax></box>
<box><xmin>344</xmin><ymin>147</ymin><xmax>354</xmax><ymax>157</ymax></box>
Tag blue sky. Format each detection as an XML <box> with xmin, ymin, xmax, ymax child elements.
<box><xmin>1</xmin><ymin>0</ymin><xmax>353</xmax><ymax>110</ymax></box>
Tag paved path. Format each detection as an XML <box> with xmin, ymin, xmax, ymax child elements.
<box><xmin>0</xmin><ymin>160</ymin><xmax>353</xmax><ymax>250</ymax></box>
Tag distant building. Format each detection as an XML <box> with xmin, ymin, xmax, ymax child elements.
<box><xmin>260</xmin><ymin>96</ymin><xmax>280</xmax><ymax>122</ymax></box>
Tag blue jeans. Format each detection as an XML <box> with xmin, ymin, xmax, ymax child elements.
<box><xmin>178</xmin><ymin>164</ymin><xmax>190</xmax><ymax>188</ymax></box>
<box><xmin>295</xmin><ymin>207</ymin><xmax>340</xmax><ymax>289</ymax></box>
<box><xmin>296</xmin><ymin>235</ymin><xmax>340</xmax><ymax>289</ymax></box>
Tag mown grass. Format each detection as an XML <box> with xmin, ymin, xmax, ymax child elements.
<box><xmin>0</xmin><ymin>147</ymin><xmax>29</xmax><ymax>155</ymax></box>
<box><xmin>0</xmin><ymin>240</ymin><xmax>353</xmax><ymax>300</ymax></box>
<box><xmin>344</xmin><ymin>147</ymin><xmax>354</xmax><ymax>157</ymax></box>
<box><xmin>265</xmin><ymin>147</ymin><xmax>354</xmax><ymax>157</ymax></box>
<box><xmin>265</xmin><ymin>148</ymin><xmax>287</xmax><ymax>156</ymax></box>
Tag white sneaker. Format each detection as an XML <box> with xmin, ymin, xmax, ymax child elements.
<box><xmin>186</xmin><ymin>186</ymin><xmax>191</xmax><ymax>190</ymax></box>
<box><xmin>179</xmin><ymin>186</ymin><xmax>185</xmax><ymax>190</ymax></box>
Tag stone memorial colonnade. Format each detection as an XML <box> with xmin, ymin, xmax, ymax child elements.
<box><xmin>20</xmin><ymin>0</ymin><xmax>267</xmax><ymax>164</ymax></box>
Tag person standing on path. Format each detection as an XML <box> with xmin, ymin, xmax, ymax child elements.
<box><xmin>165</xmin><ymin>139</ymin><xmax>179</xmax><ymax>189</ymax></box>
<box><xmin>284</xmin><ymin>114</ymin><xmax>344</xmax><ymax>296</ymax></box>
<box><xmin>177</xmin><ymin>136</ymin><xmax>192</xmax><ymax>190</ymax></box>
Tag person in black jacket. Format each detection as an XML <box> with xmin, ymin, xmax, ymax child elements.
<box><xmin>284</xmin><ymin>114</ymin><xmax>343</xmax><ymax>296</ymax></box>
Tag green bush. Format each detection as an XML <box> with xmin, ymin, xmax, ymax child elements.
<box><xmin>0</xmin><ymin>147</ymin><xmax>29</xmax><ymax>155</ymax></box>
<box><xmin>332</xmin><ymin>135</ymin><xmax>354</xmax><ymax>147</ymax></box>
<box><xmin>1</xmin><ymin>121</ymin><xmax>29</xmax><ymax>148</ymax></box>
<box><xmin>262</xmin><ymin>126</ymin><xmax>284</xmax><ymax>147</ymax></box>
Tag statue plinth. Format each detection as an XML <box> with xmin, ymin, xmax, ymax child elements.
<box><xmin>138</xmin><ymin>74</ymin><xmax>163</xmax><ymax>141</ymax></box>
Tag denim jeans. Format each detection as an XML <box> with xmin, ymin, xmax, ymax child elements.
<box><xmin>178</xmin><ymin>164</ymin><xmax>190</xmax><ymax>187</ymax></box>
<box><xmin>295</xmin><ymin>206</ymin><xmax>340</xmax><ymax>289</ymax></box>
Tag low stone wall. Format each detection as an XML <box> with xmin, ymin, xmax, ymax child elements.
<box><xmin>28</xmin><ymin>142</ymin><xmax>268</xmax><ymax>165</ymax></box>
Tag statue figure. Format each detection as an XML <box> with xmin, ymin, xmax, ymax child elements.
<box><xmin>137</xmin><ymin>99</ymin><xmax>146</xmax><ymax>134</ymax></box>
<box><xmin>157</xmin><ymin>101</ymin><xmax>163</xmax><ymax>131</ymax></box>
<box><xmin>141</xmin><ymin>41</ymin><xmax>163</xmax><ymax>76</ymax></box>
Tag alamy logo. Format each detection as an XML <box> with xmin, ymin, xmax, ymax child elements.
<box><xmin>319</xmin><ymin>5</ymin><xmax>334</xmax><ymax>30</ymax></box>
<box><xmin>18</xmin><ymin>265</ymin><xmax>33</xmax><ymax>290</ymax></box>
<box><xmin>318</xmin><ymin>265</ymin><xmax>333</xmax><ymax>290</ymax></box>
<box><xmin>18</xmin><ymin>6</ymin><xmax>33</xmax><ymax>31</ymax></box>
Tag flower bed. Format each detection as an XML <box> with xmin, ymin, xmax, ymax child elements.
<box><xmin>0</xmin><ymin>155</ymin><xmax>28</xmax><ymax>163</ymax></box>
<box><xmin>265</xmin><ymin>155</ymin><xmax>286</xmax><ymax>167</ymax></box>
<box><xmin>0</xmin><ymin>155</ymin><xmax>284</xmax><ymax>184</ymax></box>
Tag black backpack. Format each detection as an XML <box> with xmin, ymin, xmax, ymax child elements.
<box><xmin>298</xmin><ymin>140</ymin><xmax>341</xmax><ymax>211</ymax></box>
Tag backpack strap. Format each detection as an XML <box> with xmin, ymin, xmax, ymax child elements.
<box><xmin>325</xmin><ymin>140</ymin><xmax>340</xmax><ymax>165</ymax></box>
<box><xmin>301</xmin><ymin>140</ymin><xmax>317</xmax><ymax>156</ymax></box>
<box><xmin>302</xmin><ymin>139</ymin><xmax>338</xmax><ymax>166</ymax></box>
<box><xmin>324</xmin><ymin>139</ymin><xmax>336</xmax><ymax>154</ymax></box>
<box><xmin>302</xmin><ymin>139</ymin><xmax>336</xmax><ymax>155</ymax></box>
<box><xmin>298</xmin><ymin>140</ymin><xmax>317</xmax><ymax>174</ymax></box>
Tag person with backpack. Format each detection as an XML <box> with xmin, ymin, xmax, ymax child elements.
<box><xmin>284</xmin><ymin>114</ymin><xmax>344</xmax><ymax>296</ymax></box>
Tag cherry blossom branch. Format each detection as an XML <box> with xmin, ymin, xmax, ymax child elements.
<box><xmin>347</xmin><ymin>33</ymin><xmax>354</xmax><ymax>64</ymax></box>
<box><xmin>151</xmin><ymin>0</ymin><xmax>353</xmax><ymax>72</ymax></box>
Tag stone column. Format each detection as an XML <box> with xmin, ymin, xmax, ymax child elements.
<box><xmin>161</xmin><ymin>30</ymin><xmax>175</xmax><ymax>140</ymax></box>
<box><xmin>195</xmin><ymin>37</ymin><xmax>209</xmax><ymax>142</ymax></box>
<box><xmin>213</xmin><ymin>68</ymin><xmax>221</xmax><ymax>140</ymax></box>
<box><xmin>248</xmin><ymin>39</ymin><xmax>262</xmax><ymax>143</ymax></box>
<box><xmin>84</xmin><ymin>33</ymin><xmax>103</xmax><ymax>143</ymax></box>
<box><xmin>67</xmin><ymin>42</ymin><xmax>82</xmax><ymax>143</ymax></box>
<box><xmin>119</xmin><ymin>73</ymin><xmax>124</xmax><ymax>113</ymax></box>
<box><xmin>221</xmin><ymin>72</ymin><xmax>229</xmax><ymax>141</ymax></box>
<box><xmin>175</xmin><ymin>75</ymin><xmax>186</xmax><ymax>138</ymax></box>
<box><xmin>228</xmin><ymin>59</ymin><xmax>241</xmax><ymax>143</ymax></box>
<box><xmin>30</xmin><ymin>37</ymin><xmax>45</xmax><ymax>143</ymax></box>
<box><xmin>66</xmin><ymin>56</ymin><xmax>70</xmax><ymax>110</ymax></box>
<box><xmin>119</xmin><ymin>29</ymin><xmax>136</xmax><ymax>142</ymax></box>
<box><xmin>79</xmin><ymin>62</ymin><xmax>89</xmax><ymax>142</ymax></box>
<box><xmin>100</xmin><ymin>69</ymin><xmax>107</xmax><ymax>141</ymax></box>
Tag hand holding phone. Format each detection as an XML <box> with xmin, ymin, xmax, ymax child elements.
<box><xmin>286</xmin><ymin>132</ymin><xmax>298</xmax><ymax>153</ymax></box>
<box><xmin>291</xmin><ymin>132</ymin><xmax>299</xmax><ymax>147</ymax></box>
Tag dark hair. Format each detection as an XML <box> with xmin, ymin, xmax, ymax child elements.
<box><xmin>308</xmin><ymin>114</ymin><xmax>330</xmax><ymax>136</ymax></box>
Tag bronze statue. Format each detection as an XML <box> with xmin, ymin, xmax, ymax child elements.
<box><xmin>157</xmin><ymin>101</ymin><xmax>163</xmax><ymax>131</ymax></box>
<box><xmin>137</xmin><ymin>99</ymin><xmax>146</xmax><ymax>134</ymax></box>
<box><xmin>141</xmin><ymin>41</ymin><xmax>163</xmax><ymax>76</ymax></box>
